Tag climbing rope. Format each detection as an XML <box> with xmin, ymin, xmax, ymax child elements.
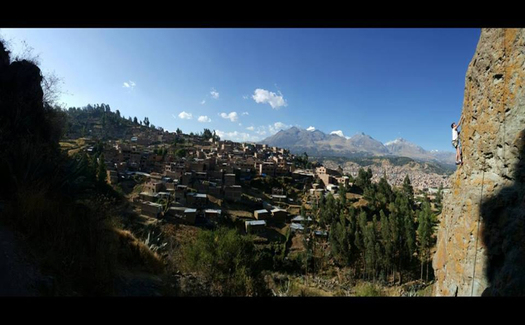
<box><xmin>470</xmin><ymin>156</ymin><xmax>485</xmax><ymax>296</ymax></box>
<box><xmin>502</xmin><ymin>30</ymin><xmax>508</xmax><ymax>176</ymax></box>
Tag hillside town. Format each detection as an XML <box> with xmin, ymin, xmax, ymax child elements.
<box><xmin>322</xmin><ymin>160</ymin><xmax>451</xmax><ymax>190</ymax></box>
<box><xmin>5</xmin><ymin>28</ymin><xmax>522</xmax><ymax>298</ymax></box>
<box><xmin>62</xmin><ymin>115</ymin><xmax>447</xmax><ymax>238</ymax></box>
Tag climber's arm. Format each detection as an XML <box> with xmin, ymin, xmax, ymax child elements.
<box><xmin>457</xmin><ymin>115</ymin><xmax>463</xmax><ymax>127</ymax></box>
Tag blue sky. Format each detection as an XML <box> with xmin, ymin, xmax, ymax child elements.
<box><xmin>0</xmin><ymin>28</ymin><xmax>480</xmax><ymax>152</ymax></box>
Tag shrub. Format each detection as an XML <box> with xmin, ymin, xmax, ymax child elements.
<box><xmin>354</xmin><ymin>282</ymin><xmax>383</xmax><ymax>297</ymax></box>
<box><xmin>182</xmin><ymin>227</ymin><xmax>269</xmax><ymax>296</ymax></box>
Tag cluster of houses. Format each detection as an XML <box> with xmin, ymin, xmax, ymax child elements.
<box><xmin>95</xmin><ymin>134</ymin><xmax>301</xmax><ymax>230</ymax></box>
<box><xmin>291</xmin><ymin>165</ymin><xmax>352</xmax><ymax>201</ymax></box>
<box><xmin>243</xmin><ymin>203</ymin><xmax>326</xmax><ymax>238</ymax></box>
<box><xmin>102</xmin><ymin>134</ymin><xmax>296</xmax><ymax>188</ymax></box>
<box><xmin>88</xmin><ymin>131</ymin><xmax>353</xmax><ymax>237</ymax></box>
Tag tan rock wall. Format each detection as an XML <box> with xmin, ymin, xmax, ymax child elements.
<box><xmin>433</xmin><ymin>28</ymin><xmax>525</xmax><ymax>296</ymax></box>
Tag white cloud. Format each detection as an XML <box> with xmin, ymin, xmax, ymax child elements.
<box><xmin>123</xmin><ymin>80</ymin><xmax>136</xmax><ymax>89</ymax></box>
<box><xmin>268</xmin><ymin>122</ymin><xmax>291</xmax><ymax>135</ymax></box>
<box><xmin>252</xmin><ymin>88</ymin><xmax>287</xmax><ymax>109</ymax></box>
<box><xmin>238</xmin><ymin>123</ymin><xmax>242</xmax><ymax>126</ymax></box>
<box><xmin>249</xmin><ymin>122</ymin><xmax>295</xmax><ymax>137</ymax></box>
<box><xmin>210</xmin><ymin>88</ymin><xmax>219</xmax><ymax>99</ymax></box>
<box><xmin>241</xmin><ymin>112</ymin><xmax>249</xmax><ymax>116</ymax></box>
<box><xmin>178</xmin><ymin>111</ymin><xmax>193</xmax><ymax>120</ymax></box>
<box><xmin>172</xmin><ymin>114</ymin><xmax>177</xmax><ymax>119</ymax></box>
<box><xmin>274</xmin><ymin>122</ymin><xmax>288</xmax><ymax>130</ymax></box>
<box><xmin>250</xmin><ymin>126</ymin><xmax>268</xmax><ymax>136</ymax></box>
<box><xmin>385</xmin><ymin>139</ymin><xmax>400</xmax><ymax>146</ymax></box>
<box><xmin>200</xmin><ymin>99</ymin><xmax>206</xmax><ymax>105</ymax></box>
<box><xmin>330</xmin><ymin>130</ymin><xmax>345</xmax><ymax>137</ymax></box>
<box><xmin>306</xmin><ymin>126</ymin><xmax>316</xmax><ymax>132</ymax></box>
<box><xmin>242</xmin><ymin>95</ymin><xmax>249</xmax><ymax>100</ymax></box>
<box><xmin>198</xmin><ymin>115</ymin><xmax>211</xmax><ymax>123</ymax></box>
<box><xmin>220</xmin><ymin>112</ymin><xmax>238</xmax><ymax>122</ymax></box>
<box><xmin>215</xmin><ymin>130</ymin><xmax>260</xmax><ymax>142</ymax></box>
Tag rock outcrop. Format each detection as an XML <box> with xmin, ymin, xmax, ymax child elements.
<box><xmin>433</xmin><ymin>28</ymin><xmax>525</xmax><ymax>296</ymax></box>
<box><xmin>0</xmin><ymin>40</ymin><xmax>63</xmax><ymax>201</ymax></box>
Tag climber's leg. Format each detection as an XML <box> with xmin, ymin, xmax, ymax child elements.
<box><xmin>453</xmin><ymin>140</ymin><xmax>460</xmax><ymax>164</ymax></box>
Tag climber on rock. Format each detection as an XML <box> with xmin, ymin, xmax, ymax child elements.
<box><xmin>451</xmin><ymin>117</ymin><xmax>463</xmax><ymax>165</ymax></box>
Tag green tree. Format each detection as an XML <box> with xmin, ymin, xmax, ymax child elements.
<box><xmin>375</xmin><ymin>241</ymin><xmax>384</xmax><ymax>281</ymax></box>
<box><xmin>133</xmin><ymin>116</ymin><xmax>138</xmax><ymax>124</ymax></box>
<box><xmin>388</xmin><ymin>202</ymin><xmax>401</xmax><ymax>283</ymax></box>
<box><xmin>402</xmin><ymin>174</ymin><xmax>414</xmax><ymax>204</ymax></box>
<box><xmin>401</xmin><ymin>198</ymin><xmax>416</xmax><ymax>265</ymax></box>
<box><xmin>300</xmin><ymin>204</ymin><xmax>306</xmax><ymax>218</ymax></box>
<box><xmin>97</xmin><ymin>154</ymin><xmax>107</xmax><ymax>184</ymax></box>
<box><xmin>143</xmin><ymin>117</ymin><xmax>150</xmax><ymax>127</ymax></box>
<box><xmin>329</xmin><ymin>212</ymin><xmax>352</xmax><ymax>266</ymax></box>
<box><xmin>175</xmin><ymin>148</ymin><xmax>187</xmax><ymax>158</ymax></box>
<box><xmin>417</xmin><ymin>198</ymin><xmax>434</xmax><ymax>281</ymax></box>
<box><xmin>380</xmin><ymin>210</ymin><xmax>393</xmax><ymax>280</ymax></box>
<box><xmin>339</xmin><ymin>184</ymin><xmax>347</xmax><ymax>207</ymax></box>
<box><xmin>93</xmin><ymin>140</ymin><xmax>104</xmax><ymax>156</ymax></box>
<box><xmin>393</xmin><ymin>193</ymin><xmax>416</xmax><ymax>270</ymax></box>
<box><xmin>294</xmin><ymin>152</ymin><xmax>310</xmax><ymax>169</ymax></box>
<box><xmin>212</xmin><ymin>130</ymin><xmax>220</xmax><ymax>142</ymax></box>
<box><xmin>202</xmin><ymin>128</ymin><xmax>213</xmax><ymax>139</ymax></box>
<box><xmin>346</xmin><ymin>207</ymin><xmax>357</xmax><ymax>261</ymax></box>
<box><xmin>354</xmin><ymin>210</ymin><xmax>367</xmax><ymax>278</ymax></box>
<box><xmin>355</xmin><ymin>167</ymin><xmax>373</xmax><ymax>195</ymax></box>
<box><xmin>184</xmin><ymin>227</ymin><xmax>266</xmax><ymax>296</ymax></box>
<box><xmin>376</xmin><ymin>175</ymin><xmax>394</xmax><ymax>209</ymax></box>
<box><xmin>320</xmin><ymin>192</ymin><xmax>337</xmax><ymax>227</ymax></box>
<box><xmin>364</xmin><ymin>222</ymin><xmax>376</xmax><ymax>280</ymax></box>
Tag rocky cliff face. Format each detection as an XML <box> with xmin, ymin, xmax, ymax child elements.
<box><xmin>433</xmin><ymin>28</ymin><xmax>525</xmax><ymax>296</ymax></box>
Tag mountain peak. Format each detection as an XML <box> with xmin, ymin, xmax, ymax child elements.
<box><xmin>330</xmin><ymin>130</ymin><xmax>345</xmax><ymax>137</ymax></box>
<box><xmin>385</xmin><ymin>138</ymin><xmax>407</xmax><ymax>146</ymax></box>
<box><xmin>353</xmin><ymin>132</ymin><xmax>373</xmax><ymax>139</ymax></box>
<box><xmin>260</xmin><ymin>127</ymin><xmax>454</xmax><ymax>165</ymax></box>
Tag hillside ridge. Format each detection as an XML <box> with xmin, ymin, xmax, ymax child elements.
<box><xmin>261</xmin><ymin>127</ymin><xmax>455</xmax><ymax>165</ymax></box>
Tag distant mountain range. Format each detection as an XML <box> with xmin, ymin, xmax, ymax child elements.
<box><xmin>261</xmin><ymin>126</ymin><xmax>455</xmax><ymax>166</ymax></box>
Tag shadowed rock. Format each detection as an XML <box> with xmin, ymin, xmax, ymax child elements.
<box><xmin>480</xmin><ymin>129</ymin><xmax>525</xmax><ymax>296</ymax></box>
